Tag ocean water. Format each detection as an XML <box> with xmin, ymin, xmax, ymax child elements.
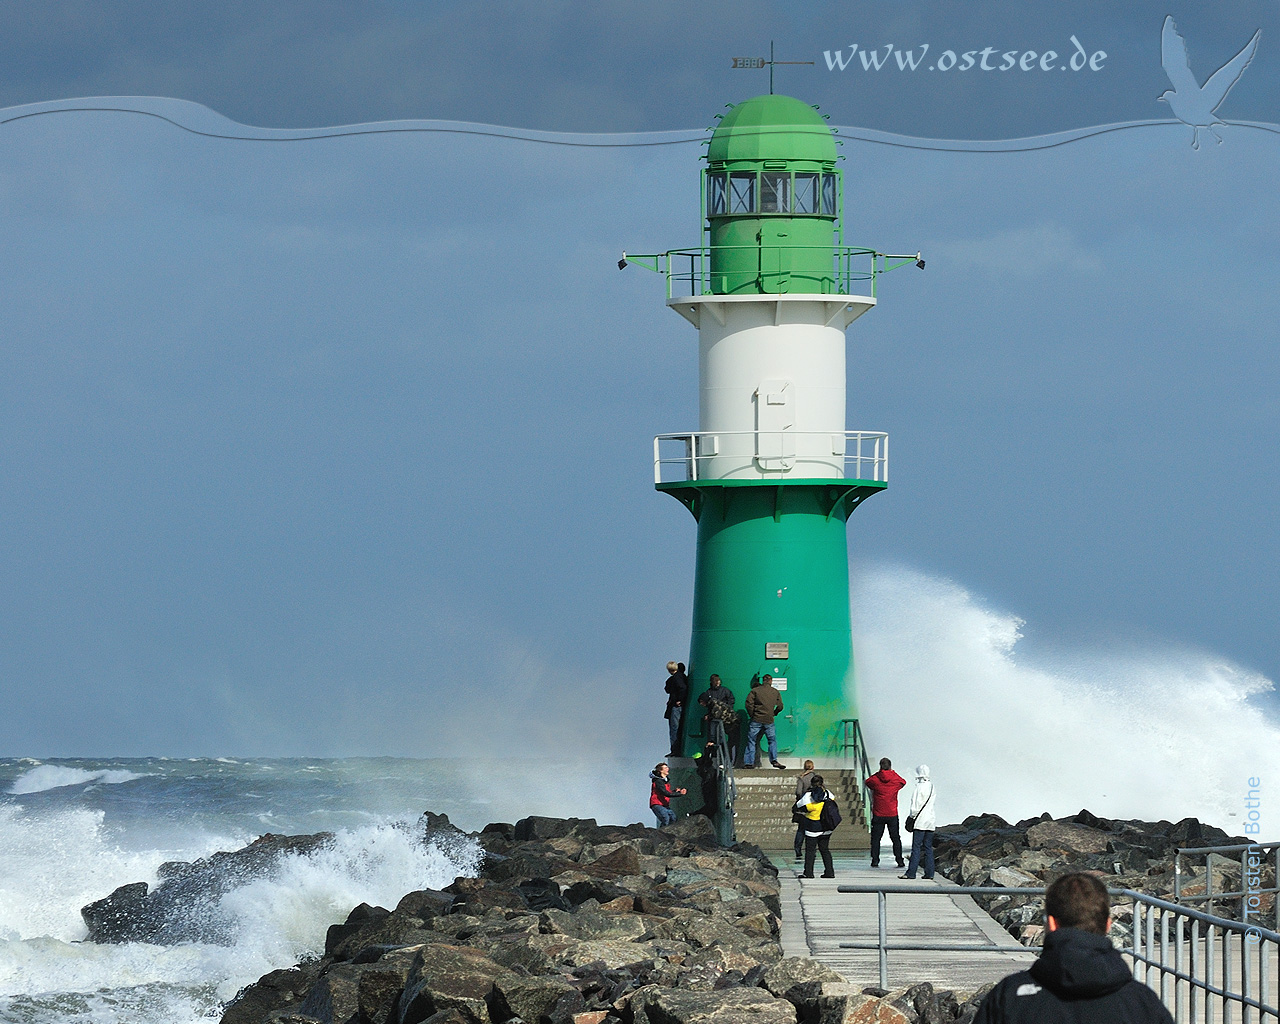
<box><xmin>0</xmin><ymin>757</ymin><xmax>641</xmax><ymax>1024</ymax></box>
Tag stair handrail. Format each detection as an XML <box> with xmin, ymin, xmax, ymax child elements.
<box><xmin>837</xmin><ymin>718</ymin><xmax>874</xmax><ymax>830</ymax></box>
<box><xmin>705</xmin><ymin>718</ymin><xmax>737</xmax><ymax>846</ymax></box>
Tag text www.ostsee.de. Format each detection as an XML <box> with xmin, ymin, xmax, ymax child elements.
<box><xmin>824</xmin><ymin>37</ymin><xmax>1107</xmax><ymax>73</ymax></box>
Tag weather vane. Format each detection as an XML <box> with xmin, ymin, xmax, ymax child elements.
<box><xmin>731</xmin><ymin>41</ymin><xmax>814</xmax><ymax>93</ymax></box>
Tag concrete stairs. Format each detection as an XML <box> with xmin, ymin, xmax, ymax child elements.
<box><xmin>732</xmin><ymin>768</ymin><xmax>870</xmax><ymax>851</ymax></box>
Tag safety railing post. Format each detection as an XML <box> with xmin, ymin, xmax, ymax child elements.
<box><xmin>1207</xmin><ymin>860</ymin><xmax>1215</xmax><ymax>919</ymax></box>
<box><xmin>1133</xmin><ymin>901</ymin><xmax>1143</xmax><ymax>982</ymax></box>
<box><xmin>1161</xmin><ymin>911</ymin><xmax>1170</xmax><ymax>1006</ymax></box>
<box><xmin>1206</xmin><ymin>924</ymin><xmax>1215</xmax><ymax>1024</ymax></box>
<box><xmin>1190</xmin><ymin>917</ymin><xmax>1200</xmax><ymax>1024</ymax></box>
<box><xmin>1259</xmin><ymin>941</ymin><xmax>1270</xmax><ymax>1022</ymax></box>
<box><xmin>1242</xmin><ymin>928</ymin><xmax>1252</xmax><ymax>1024</ymax></box>
<box><xmin>1152</xmin><ymin>906</ymin><xmax>1162</xmax><ymax>988</ymax></box>
<box><xmin>878</xmin><ymin>890</ymin><xmax>888</xmax><ymax>991</ymax></box>
<box><xmin>1223</xmin><ymin>925</ymin><xmax>1232</xmax><ymax>1024</ymax></box>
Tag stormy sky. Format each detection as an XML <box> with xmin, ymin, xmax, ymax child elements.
<box><xmin>1</xmin><ymin>1</ymin><xmax>1278</xmax><ymax>762</ymax></box>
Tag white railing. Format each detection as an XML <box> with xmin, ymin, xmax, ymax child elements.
<box><xmin>653</xmin><ymin>430</ymin><xmax>888</xmax><ymax>484</ymax></box>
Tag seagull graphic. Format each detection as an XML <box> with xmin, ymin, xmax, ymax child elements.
<box><xmin>1159</xmin><ymin>16</ymin><xmax>1261</xmax><ymax>149</ymax></box>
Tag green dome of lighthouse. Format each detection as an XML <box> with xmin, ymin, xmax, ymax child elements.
<box><xmin>708</xmin><ymin>94</ymin><xmax>836</xmax><ymax>166</ymax></box>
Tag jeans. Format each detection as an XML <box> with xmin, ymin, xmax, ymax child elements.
<box><xmin>743</xmin><ymin>721</ymin><xmax>777</xmax><ymax>765</ymax></box>
<box><xmin>652</xmin><ymin>804</ymin><xmax>676</xmax><ymax>827</ymax></box>
<box><xmin>794</xmin><ymin>822</ymin><xmax>805</xmax><ymax>859</ymax></box>
<box><xmin>870</xmin><ymin>815</ymin><xmax>903</xmax><ymax>866</ymax></box>
<box><xmin>803</xmin><ymin>833</ymin><xmax>834</xmax><ymax>877</ymax></box>
<box><xmin>667</xmin><ymin>705</ymin><xmax>683</xmax><ymax>754</ymax></box>
<box><xmin>903</xmin><ymin>829</ymin><xmax>934</xmax><ymax>878</ymax></box>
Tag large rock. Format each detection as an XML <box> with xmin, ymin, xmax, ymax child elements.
<box><xmin>356</xmin><ymin>947</ymin><xmax>422</xmax><ymax>1024</ymax></box>
<box><xmin>760</xmin><ymin>956</ymin><xmax>845</xmax><ymax>1000</ymax></box>
<box><xmin>222</xmin><ymin>967</ymin><xmax>323</xmax><ymax>1024</ymax></box>
<box><xmin>295</xmin><ymin>963</ymin><xmax>367</xmax><ymax>1024</ymax></box>
<box><xmin>1025</xmin><ymin>821</ymin><xmax>1110</xmax><ymax>855</ymax></box>
<box><xmin>632</xmin><ymin>986</ymin><xmax>797</xmax><ymax>1024</ymax></box>
<box><xmin>83</xmin><ymin>832</ymin><xmax>334</xmax><ymax>944</ymax></box>
<box><xmin>987</xmin><ymin>865</ymin><xmax>1040</xmax><ymax>888</ymax></box>
<box><xmin>514</xmin><ymin>816</ymin><xmax>598</xmax><ymax>842</ymax></box>
<box><xmin>490</xmin><ymin>975</ymin><xmax>582</xmax><ymax>1023</ymax></box>
<box><xmin>394</xmin><ymin>945</ymin><xmax>511</xmax><ymax>1024</ymax></box>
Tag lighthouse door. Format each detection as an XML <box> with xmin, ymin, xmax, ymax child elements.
<box><xmin>755</xmin><ymin>379</ymin><xmax>795</xmax><ymax>472</ymax></box>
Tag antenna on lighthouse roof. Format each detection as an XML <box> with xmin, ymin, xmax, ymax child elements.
<box><xmin>731</xmin><ymin>41</ymin><xmax>815</xmax><ymax>94</ymax></box>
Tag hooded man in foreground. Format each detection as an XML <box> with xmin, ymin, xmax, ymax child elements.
<box><xmin>974</xmin><ymin>872</ymin><xmax>1173</xmax><ymax>1024</ymax></box>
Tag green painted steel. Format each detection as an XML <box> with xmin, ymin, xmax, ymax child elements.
<box><xmin>663</xmin><ymin>480</ymin><xmax>884</xmax><ymax>759</ymax></box>
<box><xmin>707</xmin><ymin>94</ymin><xmax>838</xmax><ymax>164</ymax></box>
<box><xmin>706</xmin><ymin>94</ymin><xmax>840</xmax><ymax>294</ymax></box>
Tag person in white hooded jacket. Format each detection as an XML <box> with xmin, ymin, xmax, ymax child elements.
<box><xmin>899</xmin><ymin>764</ymin><xmax>936</xmax><ymax>879</ymax></box>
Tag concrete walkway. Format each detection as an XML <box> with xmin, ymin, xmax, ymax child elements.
<box><xmin>773</xmin><ymin>850</ymin><xmax>1038</xmax><ymax>993</ymax></box>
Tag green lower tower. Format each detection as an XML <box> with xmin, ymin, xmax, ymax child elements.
<box><xmin>659</xmin><ymin>478</ymin><xmax>884</xmax><ymax>756</ymax></box>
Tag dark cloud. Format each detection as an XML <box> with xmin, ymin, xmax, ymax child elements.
<box><xmin>0</xmin><ymin>1</ymin><xmax>1277</xmax><ymax>136</ymax></box>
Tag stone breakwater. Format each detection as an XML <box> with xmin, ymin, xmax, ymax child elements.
<box><xmin>933</xmin><ymin>809</ymin><xmax>1274</xmax><ymax>946</ymax></box>
<box><xmin>82</xmin><ymin>812</ymin><xmax>990</xmax><ymax>1024</ymax></box>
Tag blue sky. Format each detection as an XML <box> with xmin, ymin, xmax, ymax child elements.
<box><xmin>1</xmin><ymin>3</ymin><xmax>1278</xmax><ymax>764</ymax></box>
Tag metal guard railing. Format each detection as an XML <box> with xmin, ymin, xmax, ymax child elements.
<box><xmin>654</xmin><ymin>430</ymin><xmax>888</xmax><ymax>485</ymax></box>
<box><xmin>621</xmin><ymin>245</ymin><xmax>922</xmax><ymax>300</ymax></box>
<box><xmin>833</xmin><ymin>884</ymin><xmax>1280</xmax><ymax>1023</ymax></box>
<box><xmin>1175</xmin><ymin>842</ymin><xmax>1280</xmax><ymax>931</ymax></box>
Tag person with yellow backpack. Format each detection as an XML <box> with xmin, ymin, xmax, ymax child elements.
<box><xmin>793</xmin><ymin>774</ymin><xmax>841</xmax><ymax>878</ymax></box>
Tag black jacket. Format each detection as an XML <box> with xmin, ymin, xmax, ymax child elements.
<box><xmin>664</xmin><ymin>669</ymin><xmax>688</xmax><ymax>714</ymax></box>
<box><xmin>975</xmin><ymin>928</ymin><xmax>1173</xmax><ymax>1024</ymax></box>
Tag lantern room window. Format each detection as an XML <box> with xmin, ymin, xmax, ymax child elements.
<box><xmin>794</xmin><ymin>173</ymin><xmax>819</xmax><ymax>214</ymax></box>
<box><xmin>821</xmin><ymin>173</ymin><xmax>837</xmax><ymax>216</ymax></box>
<box><xmin>729</xmin><ymin>173</ymin><xmax>756</xmax><ymax>213</ymax></box>
<box><xmin>760</xmin><ymin>172</ymin><xmax>790</xmax><ymax>213</ymax></box>
<box><xmin>707</xmin><ymin>173</ymin><xmax>727</xmax><ymax>216</ymax></box>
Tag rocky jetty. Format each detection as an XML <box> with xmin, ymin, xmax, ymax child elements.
<box><xmin>933</xmin><ymin>810</ymin><xmax>1271</xmax><ymax>947</ymax></box>
<box><xmin>83</xmin><ymin>811</ymin><xmax>994</xmax><ymax>1024</ymax></box>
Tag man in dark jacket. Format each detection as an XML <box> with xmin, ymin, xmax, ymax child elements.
<box><xmin>742</xmin><ymin>674</ymin><xmax>784</xmax><ymax>769</ymax></box>
<box><xmin>663</xmin><ymin>661</ymin><xmax>688</xmax><ymax>757</ymax></box>
<box><xmin>864</xmin><ymin>757</ymin><xmax>906</xmax><ymax>868</ymax></box>
<box><xmin>974</xmin><ymin>872</ymin><xmax>1173</xmax><ymax>1024</ymax></box>
<box><xmin>697</xmin><ymin>674</ymin><xmax>738</xmax><ymax>758</ymax></box>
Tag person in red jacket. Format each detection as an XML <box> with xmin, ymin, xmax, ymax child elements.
<box><xmin>649</xmin><ymin>762</ymin><xmax>686</xmax><ymax>827</ymax></box>
<box><xmin>864</xmin><ymin>757</ymin><xmax>906</xmax><ymax>868</ymax></box>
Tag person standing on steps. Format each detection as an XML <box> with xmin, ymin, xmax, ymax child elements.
<box><xmin>900</xmin><ymin>764</ymin><xmax>936</xmax><ymax>879</ymax></box>
<box><xmin>865</xmin><ymin>757</ymin><xmax>906</xmax><ymax>869</ymax></box>
<box><xmin>792</xmin><ymin>759</ymin><xmax>817</xmax><ymax>861</ymax></box>
<box><xmin>742</xmin><ymin>674</ymin><xmax>785</xmax><ymax>769</ymax></box>
<box><xmin>663</xmin><ymin>661</ymin><xmax>688</xmax><ymax>757</ymax></box>
<box><xmin>649</xmin><ymin>762</ymin><xmax>686</xmax><ymax>827</ymax></box>
<box><xmin>794</xmin><ymin>774</ymin><xmax>837</xmax><ymax>878</ymax></box>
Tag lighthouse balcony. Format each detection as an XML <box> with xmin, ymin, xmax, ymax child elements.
<box><xmin>653</xmin><ymin>430</ymin><xmax>888</xmax><ymax>485</ymax></box>
<box><xmin>619</xmin><ymin>245</ymin><xmax>921</xmax><ymax>302</ymax></box>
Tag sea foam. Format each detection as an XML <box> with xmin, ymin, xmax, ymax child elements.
<box><xmin>0</xmin><ymin>804</ymin><xmax>480</xmax><ymax>1021</ymax></box>
<box><xmin>8</xmin><ymin>765</ymin><xmax>145</xmax><ymax>796</ymax></box>
<box><xmin>853</xmin><ymin>564</ymin><xmax>1280</xmax><ymax>831</ymax></box>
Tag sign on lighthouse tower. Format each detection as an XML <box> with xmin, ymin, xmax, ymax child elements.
<box><xmin>625</xmin><ymin>94</ymin><xmax>921</xmax><ymax>784</ymax></box>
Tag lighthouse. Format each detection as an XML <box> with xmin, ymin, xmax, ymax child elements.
<box><xmin>626</xmin><ymin>94</ymin><xmax>919</xmax><ymax>838</ymax></box>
